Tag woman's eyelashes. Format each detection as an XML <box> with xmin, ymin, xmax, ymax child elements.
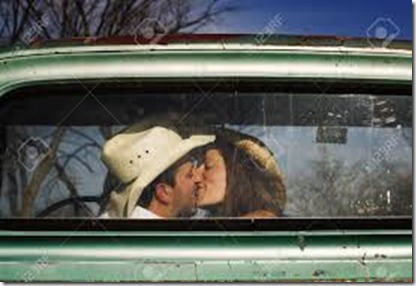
<box><xmin>204</xmin><ymin>157</ymin><xmax>218</xmax><ymax>170</ymax></box>
<box><xmin>204</xmin><ymin>161</ymin><xmax>214</xmax><ymax>170</ymax></box>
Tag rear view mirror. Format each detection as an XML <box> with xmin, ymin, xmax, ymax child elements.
<box><xmin>316</xmin><ymin>126</ymin><xmax>348</xmax><ymax>144</ymax></box>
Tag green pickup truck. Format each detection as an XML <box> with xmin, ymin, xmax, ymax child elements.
<box><xmin>0</xmin><ymin>34</ymin><xmax>412</xmax><ymax>282</ymax></box>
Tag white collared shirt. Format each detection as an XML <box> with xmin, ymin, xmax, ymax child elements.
<box><xmin>130</xmin><ymin>206</ymin><xmax>161</xmax><ymax>218</ymax></box>
<box><xmin>100</xmin><ymin>207</ymin><xmax>210</xmax><ymax>219</ymax></box>
<box><xmin>99</xmin><ymin>206</ymin><xmax>161</xmax><ymax>219</ymax></box>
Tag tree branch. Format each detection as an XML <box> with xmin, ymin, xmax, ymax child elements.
<box><xmin>74</xmin><ymin>0</ymin><xmax>89</xmax><ymax>36</ymax></box>
<box><xmin>54</xmin><ymin>161</ymin><xmax>96</xmax><ymax>216</ymax></box>
<box><xmin>36</xmin><ymin>196</ymin><xmax>100</xmax><ymax>217</ymax></box>
<box><xmin>18</xmin><ymin>127</ymin><xmax>66</xmax><ymax>217</ymax></box>
<box><xmin>60</xmin><ymin>142</ymin><xmax>97</xmax><ymax>171</ymax></box>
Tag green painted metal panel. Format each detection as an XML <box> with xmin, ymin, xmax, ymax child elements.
<box><xmin>0</xmin><ymin>259</ymin><xmax>411</xmax><ymax>282</ymax></box>
<box><xmin>0</xmin><ymin>45</ymin><xmax>412</xmax><ymax>98</ymax></box>
<box><xmin>0</xmin><ymin>230</ymin><xmax>411</xmax><ymax>282</ymax></box>
<box><xmin>0</xmin><ymin>41</ymin><xmax>412</xmax><ymax>282</ymax></box>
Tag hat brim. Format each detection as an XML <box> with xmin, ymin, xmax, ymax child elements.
<box><xmin>126</xmin><ymin>135</ymin><xmax>215</xmax><ymax>216</ymax></box>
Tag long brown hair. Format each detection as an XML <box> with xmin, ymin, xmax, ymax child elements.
<box><xmin>210</xmin><ymin>135</ymin><xmax>286</xmax><ymax>217</ymax></box>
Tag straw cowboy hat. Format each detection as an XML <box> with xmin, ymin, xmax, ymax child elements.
<box><xmin>101</xmin><ymin>126</ymin><xmax>215</xmax><ymax>217</ymax></box>
<box><xmin>191</xmin><ymin>126</ymin><xmax>285</xmax><ymax>178</ymax></box>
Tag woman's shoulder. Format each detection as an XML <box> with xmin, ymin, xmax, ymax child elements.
<box><xmin>240</xmin><ymin>209</ymin><xmax>278</xmax><ymax>218</ymax></box>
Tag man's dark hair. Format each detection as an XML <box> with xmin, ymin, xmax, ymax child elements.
<box><xmin>138</xmin><ymin>167</ymin><xmax>176</xmax><ymax>208</ymax></box>
<box><xmin>137</xmin><ymin>149</ymin><xmax>204</xmax><ymax>208</ymax></box>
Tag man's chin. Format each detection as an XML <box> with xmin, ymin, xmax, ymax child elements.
<box><xmin>177</xmin><ymin>207</ymin><xmax>198</xmax><ymax>218</ymax></box>
<box><xmin>196</xmin><ymin>186</ymin><xmax>206</xmax><ymax>199</ymax></box>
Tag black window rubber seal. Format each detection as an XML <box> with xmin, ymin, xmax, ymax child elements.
<box><xmin>0</xmin><ymin>217</ymin><xmax>411</xmax><ymax>232</ymax></box>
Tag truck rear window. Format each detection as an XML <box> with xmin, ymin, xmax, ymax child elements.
<box><xmin>0</xmin><ymin>82</ymin><xmax>412</xmax><ymax>219</ymax></box>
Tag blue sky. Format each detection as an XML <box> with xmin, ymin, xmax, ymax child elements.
<box><xmin>200</xmin><ymin>0</ymin><xmax>412</xmax><ymax>40</ymax></box>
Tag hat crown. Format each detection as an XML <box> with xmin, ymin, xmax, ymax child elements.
<box><xmin>101</xmin><ymin>125</ymin><xmax>215</xmax><ymax>217</ymax></box>
<box><xmin>102</xmin><ymin>127</ymin><xmax>182</xmax><ymax>183</ymax></box>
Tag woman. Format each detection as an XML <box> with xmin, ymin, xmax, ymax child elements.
<box><xmin>196</xmin><ymin>129</ymin><xmax>287</xmax><ymax>218</ymax></box>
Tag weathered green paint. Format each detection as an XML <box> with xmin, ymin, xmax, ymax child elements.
<box><xmin>0</xmin><ymin>230</ymin><xmax>411</xmax><ymax>282</ymax></box>
<box><xmin>0</xmin><ymin>43</ymin><xmax>412</xmax><ymax>98</ymax></box>
<box><xmin>0</xmin><ymin>38</ymin><xmax>412</xmax><ymax>282</ymax></box>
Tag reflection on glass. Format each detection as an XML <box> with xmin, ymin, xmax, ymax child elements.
<box><xmin>0</xmin><ymin>91</ymin><xmax>412</xmax><ymax>218</ymax></box>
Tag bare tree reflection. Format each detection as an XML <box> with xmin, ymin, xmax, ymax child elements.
<box><xmin>0</xmin><ymin>0</ymin><xmax>237</xmax><ymax>45</ymax></box>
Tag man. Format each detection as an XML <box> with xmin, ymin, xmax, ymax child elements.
<box><xmin>100</xmin><ymin>126</ymin><xmax>215</xmax><ymax>218</ymax></box>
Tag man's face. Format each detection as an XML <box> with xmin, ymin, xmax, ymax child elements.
<box><xmin>171</xmin><ymin>161</ymin><xmax>202</xmax><ymax>217</ymax></box>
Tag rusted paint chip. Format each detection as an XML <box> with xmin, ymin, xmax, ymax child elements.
<box><xmin>313</xmin><ymin>270</ymin><xmax>325</xmax><ymax>277</ymax></box>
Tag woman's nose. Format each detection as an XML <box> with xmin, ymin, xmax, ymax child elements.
<box><xmin>192</xmin><ymin>165</ymin><xmax>205</xmax><ymax>182</ymax></box>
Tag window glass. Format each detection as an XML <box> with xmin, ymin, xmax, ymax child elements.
<box><xmin>0</xmin><ymin>86</ymin><xmax>412</xmax><ymax>218</ymax></box>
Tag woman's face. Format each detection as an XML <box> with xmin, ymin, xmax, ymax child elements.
<box><xmin>196</xmin><ymin>148</ymin><xmax>227</xmax><ymax>206</ymax></box>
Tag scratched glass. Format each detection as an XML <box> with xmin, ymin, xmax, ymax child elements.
<box><xmin>0</xmin><ymin>86</ymin><xmax>411</xmax><ymax>218</ymax></box>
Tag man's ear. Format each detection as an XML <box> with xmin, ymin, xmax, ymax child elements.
<box><xmin>154</xmin><ymin>183</ymin><xmax>173</xmax><ymax>205</ymax></box>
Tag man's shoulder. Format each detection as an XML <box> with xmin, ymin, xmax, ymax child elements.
<box><xmin>99</xmin><ymin>206</ymin><xmax>160</xmax><ymax>219</ymax></box>
<box><xmin>131</xmin><ymin>206</ymin><xmax>161</xmax><ymax>218</ymax></box>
